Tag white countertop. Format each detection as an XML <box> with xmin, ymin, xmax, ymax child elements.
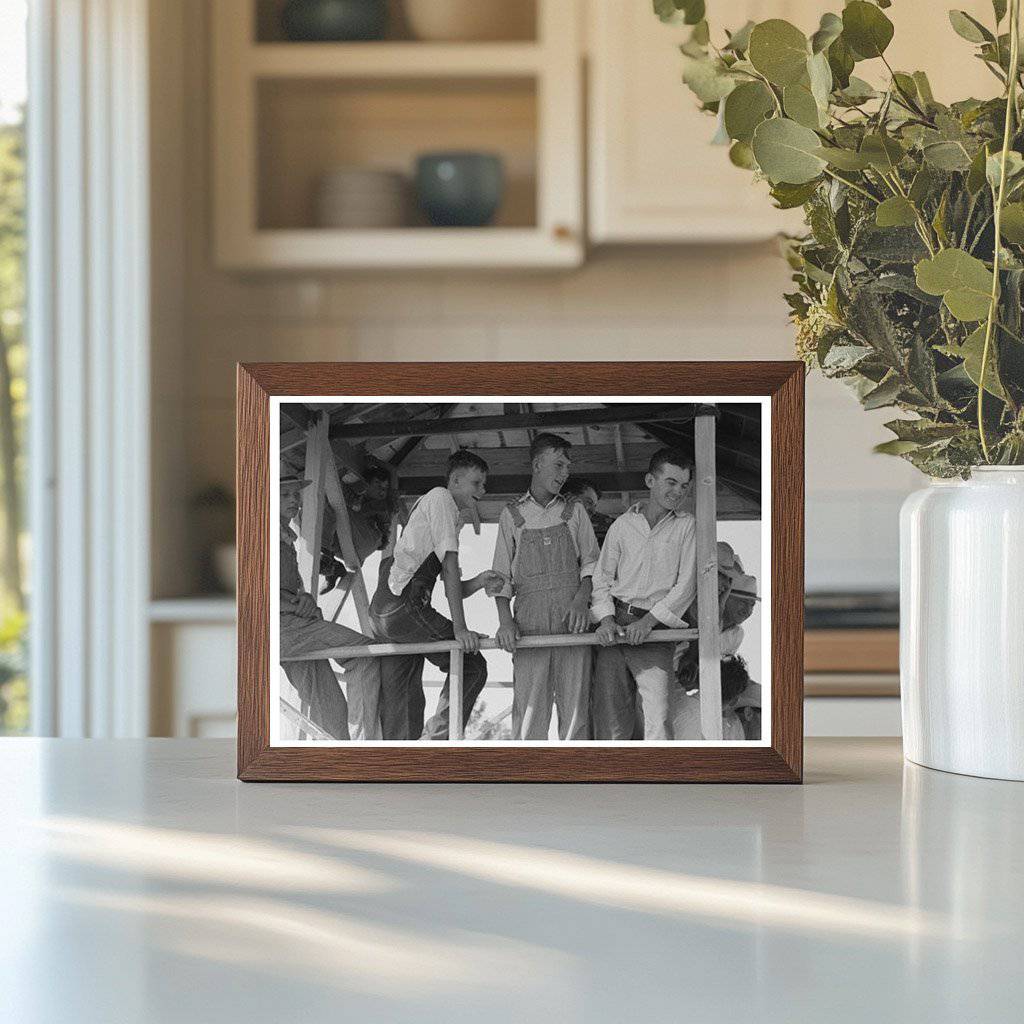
<box><xmin>2</xmin><ymin>738</ymin><xmax>1021</xmax><ymax>1023</ymax></box>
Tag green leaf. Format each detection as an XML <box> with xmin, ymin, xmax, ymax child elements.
<box><xmin>874</xmin><ymin>439</ymin><xmax>921</xmax><ymax>455</ymax></box>
<box><xmin>748</xmin><ymin>19</ymin><xmax>810</xmax><ymax>87</ymax></box>
<box><xmin>912</xmin><ymin>71</ymin><xmax>935</xmax><ymax>105</ymax></box>
<box><xmin>860</xmin><ymin>133</ymin><xmax>905</xmax><ymax>173</ymax></box>
<box><xmin>723</xmin><ymin>81</ymin><xmax>775</xmax><ymax>143</ymax></box>
<box><xmin>923</xmin><ymin>141</ymin><xmax>972</xmax><ymax>171</ymax></box>
<box><xmin>810</xmin><ymin>12</ymin><xmax>843</xmax><ymax>54</ymax></box>
<box><xmin>885</xmin><ymin>418</ymin><xmax>963</xmax><ymax>443</ymax></box>
<box><xmin>728</xmin><ymin>140</ymin><xmax>758</xmax><ymax>169</ymax></box>
<box><xmin>862</xmin><ymin>374</ymin><xmax>902</xmax><ymax>409</ymax></box>
<box><xmin>836</xmin><ymin>75</ymin><xmax>877</xmax><ymax>105</ymax></box>
<box><xmin>967</xmin><ymin>143</ymin><xmax>993</xmax><ymax>193</ymax></box>
<box><xmin>1000</xmin><ymin>202</ymin><xmax>1024</xmax><ymax>242</ymax></box>
<box><xmin>915</xmin><ymin>249</ymin><xmax>994</xmax><ymax>321</ymax></box>
<box><xmin>752</xmin><ymin>117</ymin><xmax>827</xmax><ymax>184</ymax></box>
<box><xmin>842</xmin><ymin>1</ymin><xmax>894</xmax><ymax>60</ymax></box>
<box><xmin>993</xmin><ymin>1</ymin><xmax>1008</xmax><ymax>24</ymax></box>
<box><xmin>827</xmin><ymin>35</ymin><xmax>855</xmax><ymax>89</ymax></box>
<box><xmin>959</xmin><ymin>324</ymin><xmax>1007</xmax><ymax>398</ymax></box>
<box><xmin>875</xmin><ymin>196</ymin><xmax>918</xmax><ymax>228</ymax></box>
<box><xmin>654</xmin><ymin>0</ymin><xmax>705</xmax><ymax>25</ymax></box>
<box><xmin>909</xmin><ymin>165</ymin><xmax>936</xmax><ymax>205</ymax></box>
<box><xmin>807</xmin><ymin>51</ymin><xmax>833</xmax><ymax>110</ymax></box>
<box><xmin>814</xmin><ymin>145</ymin><xmax>872</xmax><ymax>170</ymax></box>
<box><xmin>681</xmin><ymin>55</ymin><xmax>737</xmax><ymax>103</ymax></box>
<box><xmin>986</xmin><ymin>150</ymin><xmax>1024</xmax><ymax>191</ymax></box>
<box><xmin>770</xmin><ymin>179</ymin><xmax>820</xmax><ymax>209</ymax></box>
<box><xmin>948</xmin><ymin>10</ymin><xmax>993</xmax><ymax>44</ymax></box>
<box><xmin>783</xmin><ymin>83</ymin><xmax>822</xmax><ymax>128</ymax></box>
<box><xmin>724</xmin><ymin>20</ymin><xmax>755</xmax><ymax>53</ymax></box>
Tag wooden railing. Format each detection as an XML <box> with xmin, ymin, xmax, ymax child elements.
<box><xmin>282</xmin><ymin>628</ymin><xmax>698</xmax><ymax>740</ymax></box>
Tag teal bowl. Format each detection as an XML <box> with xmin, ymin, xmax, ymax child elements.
<box><xmin>415</xmin><ymin>152</ymin><xmax>505</xmax><ymax>228</ymax></box>
<box><xmin>281</xmin><ymin>0</ymin><xmax>388</xmax><ymax>42</ymax></box>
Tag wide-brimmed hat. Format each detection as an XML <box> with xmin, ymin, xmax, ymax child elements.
<box><xmin>280</xmin><ymin>474</ymin><xmax>312</xmax><ymax>490</ymax></box>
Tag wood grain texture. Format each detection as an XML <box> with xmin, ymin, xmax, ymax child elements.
<box><xmin>236</xmin><ymin>361</ymin><xmax>805</xmax><ymax>783</ymax></box>
<box><xmin>804</xmin><ymin>629</ymin><xmax>899</xmax><ymax>674</ymax></box>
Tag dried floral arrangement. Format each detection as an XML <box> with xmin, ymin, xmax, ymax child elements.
<box><xmin>660</xmin><ymin>0</ymin><xmax>1024</xmax><ymax>474</ymax></box>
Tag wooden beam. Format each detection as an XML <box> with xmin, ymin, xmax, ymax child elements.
<box><xmin>330</xmin><ymin>403</ymin><xmax>698</xmax><ymax>440</ymax></box>
<box><xmin>399</xmin><ymin>442</ymin><xmax>662</xmax><ymax>478</ymax></box>
<box><xmin>449</xmin><ymin>649</ymin><xmax>464</xmax><ymax>741</ymax></box>
<box><xmin>388</xmin><ymin>404</ymin><xmax>457</xmax><ymax>467</ymax></box>
<box><xmin>695</xmin><ymin>408</ymin><xmax>723</xmax><ymax>741</ymax></box>
<box><xmin>297</xmin><ymin>413</ymin><xmax>329</xmax><ymax>596</ymax></box>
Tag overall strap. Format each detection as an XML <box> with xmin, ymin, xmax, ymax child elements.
<box><xmin>506</xmin><ymin>500</ymin><xmax>526</xmax><ymax>529</ymax></box>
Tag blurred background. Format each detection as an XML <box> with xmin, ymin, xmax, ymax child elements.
<box><xmin>0</xmin><ymin>0</ymin><xmax>999</xmax><ymax>740</ymax></box>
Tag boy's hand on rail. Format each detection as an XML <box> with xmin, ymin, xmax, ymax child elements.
<box><xmin>454</xmin><ymin>626</ymin><xmax>483</xmax><ymax>653</ymax></box>
<box><xmin>495</xmin><ymin>622</ymin><xmax>520</xmax><ymax>652</ymax></box>
<box><xmin>624</xmin><ymin>614</ymin><xmax>657</xmax><ymax>646</ymax></box>
<box><xmin>596</xmin><ymin>618</ymin><xmax>623</xmax><ymax>647</ymax></box>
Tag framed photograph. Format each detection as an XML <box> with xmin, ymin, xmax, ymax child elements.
<box><xmin>237</xmin><ymin>362</ymin><xmax>804</xmax><ymax>782</ymax></box>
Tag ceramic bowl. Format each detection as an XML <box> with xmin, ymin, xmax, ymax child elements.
<box><xmin>281</xmin><ymin>0</ymin><xmax>388</xmax><ymax>42</ymax></box>
<box><xmin>403</xmin><ymin>0</ymin><xmax>534</xmax><ymax>42</ymax></box>
<box><xmin>414</xmin><ymin>152</ymin><xmax>504</xmax><ymax>227</ymax></box>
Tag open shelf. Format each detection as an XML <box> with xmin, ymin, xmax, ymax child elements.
<box><xmin>213</xmin><ymin>0</ymin><xmax>581</xmax><ymax>268</ymax></box>
<box><xmin>249</xmin><ymin>42</ymin><xmax>544</xmax><ymax>77</ymax></box>
<box><xmin>257</xmin><ymin>76</ymin><xmax>537</xmax><ymax>232</ymax></box>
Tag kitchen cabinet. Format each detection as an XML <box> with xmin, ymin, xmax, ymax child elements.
<box><xmin>587</xmin><ymin>0</ymin><xmax>999</xmax><ymax>244</ymax></box>
<box><xmin>211</xmin><ymin>0</ymin><xmax>583</xmax><ymax>269</ymax></box>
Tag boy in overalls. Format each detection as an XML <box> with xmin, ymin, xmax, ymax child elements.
<box><xmin>491</xmin><ymin>433</ymin><xmax>601</xmax><ymax>740</ymax></box>
<box><xmin>369</xmin><ymin>449</ymin><xmax>503</xmax><ymax>740</ymax></box>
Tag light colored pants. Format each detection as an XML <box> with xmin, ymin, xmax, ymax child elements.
<box><xmin>592</xmin><ymin>642</ymin><xmax>674</xmax><ymax>740</ymax></box>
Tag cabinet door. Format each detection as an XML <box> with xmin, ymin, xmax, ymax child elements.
<box><xmin>589</xmin><ymin>1</ymin><xmax>814</xmax><ymax>243</ymax></box>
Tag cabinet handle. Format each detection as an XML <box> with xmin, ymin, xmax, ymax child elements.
<box><xmin>552</xmin><ymin>224</ymin><xmax>574</xmax><ymax>241</ymax></box>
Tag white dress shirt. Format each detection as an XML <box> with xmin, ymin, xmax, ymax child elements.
<box><xmin>491</xmin><ymin>492</ymin><xmax>600</xmax><ymax>600</ymax></box>
<box><xmin>388</xmin><ymin>486</ymin><xmax>460</xmax><ymax>595</ymax></box>
<box><xmin>590</xmin><ymin>503</ymin><xmax>697</xmax><ymax>628</ymax></box>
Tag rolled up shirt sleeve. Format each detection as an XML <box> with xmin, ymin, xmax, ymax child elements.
<box><xmin>491</xmin><ymin>508</ymin><xmax>516</xmax><ymax>600</ymax></box>
<box><xmin>589</xmin><ymin>521</ymin><xmax>621</xmax><ymax>623</ymax></box>
<box><xmin>650</xmin><ymin>515</ymin><xmax>697</xmax><ymax>628</ymax></box>
<box><xmin>574</xmin><ymin>504</ymin><xmax>601</xmax><ymax>580</ymax></box>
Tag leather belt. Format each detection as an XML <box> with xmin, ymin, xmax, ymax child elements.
<box><xmin>613</xmin><ymin>597</ymin><xmax>652</xmax><ymax>620</ymax></box>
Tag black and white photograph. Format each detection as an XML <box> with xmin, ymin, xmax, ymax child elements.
<box><xmin>271</xmin><ymin>397</ymin><xmax>768</xmax><ymax>745</ymax></box>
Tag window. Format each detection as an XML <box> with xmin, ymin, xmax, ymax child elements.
<box><xmin>0</xmin><ymin>0</ymin><xmax>28</xmax><ymax>734</ymax></box>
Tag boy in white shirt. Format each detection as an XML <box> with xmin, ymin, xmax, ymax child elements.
<box><xmin>590</xmin><ymin>448</ymin><xmax>697</xmax><ymax>740</ymax></box>
<box><xmin>369</xmin><ymin>449</ymin><xmax>503</xmax><ymax>740</ymax></box>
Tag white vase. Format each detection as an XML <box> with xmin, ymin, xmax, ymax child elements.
<box><xmin>900</xmin><ymin>467</ymin><xmax>1024</xmax><ymax>781</ymax></box>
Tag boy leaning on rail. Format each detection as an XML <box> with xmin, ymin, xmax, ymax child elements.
<box><xmin>369</xmin><ymin>449</ymin><xmax>504</xmax><ymax>741</ymax></box>
<box><xmin>490</xmin><ymin>433</ymin><xmax>601</xmax><ymax>740</ymax></box>
<box><xmin>589</xmin><ymin>448</ymin><xmax>698</xmax><ymax>741</ymax></box>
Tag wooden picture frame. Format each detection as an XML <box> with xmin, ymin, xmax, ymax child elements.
<box><xmin>237</xmin><ymin>362</ymin><xmax>804</xmax><ymax>782</ymax></box>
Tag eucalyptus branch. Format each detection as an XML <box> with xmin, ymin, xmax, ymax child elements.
<box><xmin>978</xmin><ymin>0</ymin><xmax>1021</xmax><ymax>462</ymax></box>
<box><xmin>821</xmin><ymin>167</ymin><xmax>880</xmax><ymax>204</ymax></box>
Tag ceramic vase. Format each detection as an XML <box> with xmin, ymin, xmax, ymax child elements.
<box><xmin>900</xmin><ymin>467</ymin><xmax>1024</xmax><ymax>781</ymax></box>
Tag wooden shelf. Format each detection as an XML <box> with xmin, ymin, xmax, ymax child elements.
<box><xmin>249</xmin><ymin>42</ymin><xmax>544</xmax><ymax>79</ymax></box>
<box><xmin>805</xmin><ymin>628</ymin><xmax>900</xmax><ymax>675</ymax></box>
<box><xmin>218</xmin><ymin>227</ymin><xmax>579</xmax><ymax>270</ymax></box>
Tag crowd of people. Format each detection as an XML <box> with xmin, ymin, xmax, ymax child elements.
<box><xmin>279</xmin><ymin>432</ymin><xmax>760</xmax><ymax>742</ymax></box>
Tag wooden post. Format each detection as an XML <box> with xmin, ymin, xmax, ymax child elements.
<box><xmin>695</xmin><ymin>406</ymin><xmax>723</xmax><ymax>741</ymax></box>
<box><xmin>297</xmin><ymin>413</ymin><xmax>329</xmax><ymax>596</ymax></box>
<box><xmin>322</xmin><ymin>439</ymin><xmax>374</xmax><ymax>636</ymax></box>
<box><xmin>449</xmin><ymin>648</ymin><xmax>464</xmax><ymax>740</ymax></box>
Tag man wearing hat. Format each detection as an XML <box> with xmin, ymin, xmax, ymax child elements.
<box><xmin>279</xmin><ymin>472</ymin><xmax>381</xmax><ymax>740</ymax></box>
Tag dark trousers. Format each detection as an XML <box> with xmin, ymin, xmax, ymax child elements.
<box><xmin>370</xmin><ymin>590</ymin><xmax>487</xmax><ymax>740</ymax></box>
